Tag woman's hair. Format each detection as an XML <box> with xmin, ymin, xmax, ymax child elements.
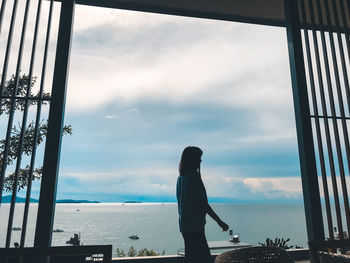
<box><xmin>179</xmin><ymin>146</ymin><xmax>203</xmax><ymax>174</ymax></box>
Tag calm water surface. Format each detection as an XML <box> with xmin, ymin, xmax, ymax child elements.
<box><xmin>0</xmin><ymin>203</ymin><xmax>308</xmax><ymax>255</ymax></box>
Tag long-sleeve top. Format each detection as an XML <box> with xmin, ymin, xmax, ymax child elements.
<box><xmin>176</xmin><ymin>171</ymin><xmax>208</xmax><ymax>233</ymax></box>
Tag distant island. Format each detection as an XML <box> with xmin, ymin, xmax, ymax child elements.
<box><xmin>2</xmin><ymin>195</ymin><xmax>100</xmax><ymax>204</ymax></box>
<box><xmin>56</xmin><ymin>199</ymin><xmax>100</xmax><ymax>203</ymax></box>
<box><xmin>2</xmin><ymin>195</ymin><xmax>38</xmax><ymax>203</ymax></box>
<box><xmin>123</xmin><ymin>201</ymin><xmax>142</xmax><ymax>203</ymax></box>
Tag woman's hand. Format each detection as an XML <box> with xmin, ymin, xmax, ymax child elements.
<box><xmin>218</xmin><ymin>220</ymin><xmax>229</xmax><ymax>231</ymax></box>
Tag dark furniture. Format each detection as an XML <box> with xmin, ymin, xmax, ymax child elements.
<box><xmin>318</xmin><ymin>251</ymin><xmax>350</xmax><ymax>263</ymax></box>
<box><xmin>214</xmin><ymin>246</ymin><xmax>294</xmax><ymax>263</ymax></box>
<box><xmin>309</xmin><ymin>239</ymin><xmax>350</xmax><ymax>263</ymax></box>
<box><xmin>0</xmin><ymin>245</ymin><xmax>112</xmax><ymax>263</ymax></box>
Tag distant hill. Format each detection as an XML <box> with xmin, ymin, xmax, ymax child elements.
<box><xmin>56</xmin><ymin>199</ymin><xmax>100</xmax><ymax>203</ymax></box>
<box><xmin>2</xmin><ymin>195</ymin><xmax>38</xmax><ymax>203</ymax></box>
<box><xmin>123</xmin><ymin>201</ymin><xmax>142</xmax><ymax>203</ymax></box>
<box><xmin>2</xmin><ymin>195</ymin><xmax>100</xmax><ymax>203</ymax></box>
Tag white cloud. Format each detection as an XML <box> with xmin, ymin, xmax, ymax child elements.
<box><xmin>103</xmin><ymin>108</ymin><xmax>140</xmax><ymax>119</ymax></box>
<box><xmin>67</xmin><ymin>6</ymin><xmax>292</xmax><ymax>115</ymax></box>
<box><xmin>57</xmin><ymin>159</ymin><xmax>350</xmax><ymax>202</ymax></box>
<box><xmin>61</xmin><ymin>5</ymin><xmax>297</xmax><ymax>145</ymax></box>
<box><xmin>61</xmin><ymin>169</ymin><xmax>177</xmax><ymax>196</ymax></box>
<box><xmin>243</xmin><ymin>177</ymin><xmax>303</xmax><ymax>199</ymax></box>
<box><xmin>60</xmin><ymin>167</ymin><xmax>304</xmax><ymax>201</ymax></box>
<box><xmin>73</xmin><ymin>5</ymin><xmax>186</xmax><ymax>32</ymax></box>
<box><xmin>104</xmin><ymin>115</ymin><xmax>119</xmax><ymax>119</ymax></box>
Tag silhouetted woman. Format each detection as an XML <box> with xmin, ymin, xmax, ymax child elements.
<box><xmin>177</xmin><ymin>146</ymin><xmax>229</xmax><ymax>263</ymax></box>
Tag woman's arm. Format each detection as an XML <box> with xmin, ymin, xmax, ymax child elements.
<box><xmin>204</xmin><ymin>202</ymin><xmax>229</xmax><ymax>231</ymax></box>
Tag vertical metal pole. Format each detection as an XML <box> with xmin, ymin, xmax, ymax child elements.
<box><xmin>21</xmin><ymin>0</ymin><xmax>53</xmax><ymax>247</ymax></box>
<box><xmin>323</xmin><ymin>0</ymin><xmax>350</xmax><ymax>234</ymax></box>
<box><xmin>285</xmin><ymin>0</ymin><xmax>324</xmax><ymax>261</ymax></box>
<box><xmin>331</xmin><ymin>0</ymin><xmax>350</xmax><ymax>234</ymax></box>
<box><xmin>5</xmin><ymin>0</ymin><xmax>32</xmax><ymax>247</ymax></box>
<box><xmin>331</xmin><ymin>0</ymin><xmax>350</xmax><ymax>118</ymax></box>
<box><xmin>338</xmin><ymin>0</ymin><xmax>350</xmax><ymax>65</ymax></box>
<box><xmin>0</xmin><ymin>0</ymin><xmax>19</xmax><ymax>205</ymax></box>
<box><xmin>20</xmin><ymin>0</ymin><xmax>45</xmax><ymax>247</ymax></box>
<box><xmin>308</xmin><ymin>0</ymin><xmax>337</xmax><ymax>240</ymax></box>
<box><xmin>34</xmin><ymin>0</ymin><xmax>75</xmax><ymax>247</ymax></box>
<box><xmin>0</xmin><ymin>0</ymin><xmax>18</xmax><ymax>108</ymax></box>
<box><xmin>345</xmin><ymin>0</ymin><xmax>350</xmax><ymax>60</ymax></box>
<box><xmin>301</xmin><ymin>0</ymin><xmax>334</xmax><ymax>240</ymax></box>
<box><xmin>315</xmin><ymin>0</ymin><xmax>344</xmax><ymax>239</ymax></box>
<box><xmin>0</xmin><ymin>0</ymin><xmax>7</xmax><ymax>36</ymax></box>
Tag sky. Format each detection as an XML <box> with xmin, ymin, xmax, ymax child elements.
<box><xmin>1</xmin><ymin>2</ymin><xmax>306</xmax><ymax>203</ymax></box>
<box><xmin>54</xmin><ymin>4</ymin><xmax>303</xmax><ymax>203</ymax></box>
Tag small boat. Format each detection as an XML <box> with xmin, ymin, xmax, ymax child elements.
<box><xmin>129</xmin><ymin>234</ymin><xmax>139</xmax><ymax>240</ymax></box>
<box><xmin>53</xmin><ymin>229</ymin><xmax>64</xmax><ymax>232</ymax></box>
<box><xmin>12</xmin><ymin>227</ymin><xmax>21</xmax><ymax>231</ymax></box>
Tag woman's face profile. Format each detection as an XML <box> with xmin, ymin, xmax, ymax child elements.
<box><xmin>196</xmin><ymin>156</ymin><xmax>202</xmax><ymax>168</ymax></box>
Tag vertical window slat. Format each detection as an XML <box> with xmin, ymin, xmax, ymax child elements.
<box><xmin>315</xmin><ymin>0</ymin><xmax>344</xmax><ymax>238</ymax></box>
<box><xmin>20</xmin><ymin>0</ymin><xmax>44</xmax><ymax>247</ymax></box>
<box><xmin>305</xmin><ymin>0</ymin><xmax>335</xmax><ymax>239</ymax></box>
<box><xmin>0</xmin><ymin>0</ymin><xmax>7</xmax><ymax>37</ymax></box>
<box><xmin>323</xmin><ymin>0</ymin><xmax>350</xmax><ymax>234</ymax></box>
<box><xmin>5</xmin><ymin>0</ymin><xmax>33</xmax><ymax>248</ymax></box>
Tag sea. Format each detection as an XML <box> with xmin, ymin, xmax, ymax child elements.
<box><xmin>0</xmin><ymin>203</ymin><xmax>308</xmax><ymax>256</ymax></box>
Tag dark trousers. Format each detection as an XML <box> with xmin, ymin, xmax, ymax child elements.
<box><xmin>182</xmin><ymin>228</ymin><xmax>212</xmax><ymax>263</ymax></box>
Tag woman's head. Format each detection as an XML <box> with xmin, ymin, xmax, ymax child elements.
<box><xmin>179</xmin><ymin>146</ymin><xmax>203</xmax><ymax>174</ymax></box>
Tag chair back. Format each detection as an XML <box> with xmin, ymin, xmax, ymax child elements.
<box><xmin>318</xmin><ymin>251</ymin><xmax>350</xmax><ymax>263</ymax></box>
<box><xmin>309</xmin><ymin>239</ymin><xmax>350</xmax><ymax>262</ymax></box>
<box><xmin>214</xmin><ymin>246</ymin><xmax>294</xmax><ymax>263</ymax></box>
